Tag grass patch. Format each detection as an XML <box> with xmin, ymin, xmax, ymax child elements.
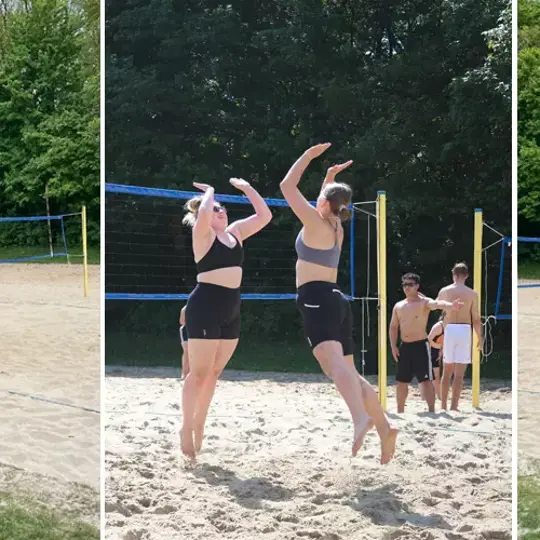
<box><xmin>0</xmin><ymin>494</ymin><xmax>99</xmax><ymax>540</ymax></box>
<box><xmin>106</xmin><ymin>330</ymin><xmax>326</xmax><ymax>373</ymax></box>
<box><xmin>106</xmin><ymin>330</ymin><xmax>512</xmax><ymax>378</ymax></box>
<box><xmin>0</xmin><ymin>246</ymin><xmax>99</xmax><ymax>265</ymax></box>
<box><xmin>519</xmin><ymin>474</ymin><xmax>540</xmax><ymax>538</ymax></box>
<box><xmin>519</xmin><ymin>261</ymin><xmax>540</xmax><ymax>281</ymax></box>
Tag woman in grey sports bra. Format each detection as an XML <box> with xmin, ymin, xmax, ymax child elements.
<box><xmin>280</xmin><ymin>143</ymin><xmax>397</xmax><ymax>465</ymax></box>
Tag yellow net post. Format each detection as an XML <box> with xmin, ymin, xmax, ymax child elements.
<box><xmin>472</xmin><ymin>208</ymin><xmax>482</xmax><ymax>408</ymax></box>
<box><xmin>82</xmin><ymin>205</ymin><xmax>89</xmax><ymax>297</ymax></box>
<box><xmin>377</xmin><ymin>191</ymin><xmax>387</xmax><ymax>410</ymax></box>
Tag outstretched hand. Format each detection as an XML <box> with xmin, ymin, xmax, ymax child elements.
<box><xmin>304</xmin><ymin>143</ymin><xmax>331</xmax><ymax>160</ymax></box>
<box><xmin>229</xmin><ymin>178</ymin><xmax>251</xmax><ymax>192</ymax></box>
<box><xmin>327</xmin><ymin>160</ymin><xmax>353</xmax><ymax>178</ymax></box>
<box><xmin>451</xmin><ymin>298</ymin><xmax>464</xmax><ymax>310</ymax></box>
<box><xmin>193</xmin><ymin>182</ymin><xmax>212</xmax><ymax>192</ymax></box>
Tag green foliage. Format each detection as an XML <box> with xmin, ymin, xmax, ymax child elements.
<box><xmin>0</xmin><ymin>494</ymin><xmax>99</xmax><ymax>540</ymax></box>
<box><xmin>0</xmin><ymin>0</ymin><xmax>99</xmax><ymax>245</ymax></box>
<box><xmin>106</xmin><ymin>0</ymin><xmax>511</xmax><ymax>373</ymax></box>
<box><xmin>519</xmin><ymin>472</ymin><xmax>540</xmax><ymax>538</ymax></box>
<box><xmin>519</xmin><ymin>0</ymin><xmax>540</xmax><ymax>231</ymax></box>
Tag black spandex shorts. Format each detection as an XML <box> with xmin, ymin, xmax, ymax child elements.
<box><xmin>186</xmin><ymin>283</ymin><xmax>241</xmax><ymax>340</ymax></box>
<box><xmin>430</xmin><ymin>347</ymin><xmax>441</xmax><ymax>369</ymax></box>
<box><xmin>179</xmin><ymin>325</ymin><xmax>188</xmax><ymax>345</ymax></box>
<box><xmin>396</xmin><ymin>339</ymin><xmax>433</xmax><ymax>383</ymax></box>
<box><xmin>296</xmin><ymin>281</ymin><xmax>354</xmax><ymax>355</ymax></box>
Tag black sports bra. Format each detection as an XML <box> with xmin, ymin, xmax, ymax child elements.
<box><xmin>196</xmin><ymin>233</ymin><xmax>244</xmax><ymax>274</ymax></box>
<box><xmin>433</xmin><ymin>325</ymin><xmax>444</xmax><ymax>344</ymax></box>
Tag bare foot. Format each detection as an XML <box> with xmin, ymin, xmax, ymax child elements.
<box><xmin>352</xmin><ymin>416</ymin><xmax>373</xmax><ymax>457</ymax></box>
<box><xmin>380</xmin><ymin>428</ymin><xmax>398</xmax><ymax>465</ymax></box>
<box><xmin>194</xmin><ymin>423</ymin><xmax>205</xmax><ymax>453</ymax></box>
<box><xmin>180</xmin><ymin>427</ymin><xmax>195</xmax><ymax>458</ymax></box>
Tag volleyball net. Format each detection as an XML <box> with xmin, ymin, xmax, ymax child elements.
<box><xmin>105</xmin><ymin>183</ymin><xmax>388</xmax><ymax>402</ymax></box>
<box><xmin>106</xmin><ymin>183</ymin><xmax>354</xmax><ymax>299</ymax></box>
<box><xmin>517</xmin><ymin>236</ymin><xmax>540</xmax><ymax>288</ymax></box>
<box><xmin>0</xmin><ymin>208</ymin><xmax>90</xmax><ymax>296</ymax></box>
<box><xmin>472</xmin><ymin>210</ymin><xmax>511</xmax><ymax>407</ymax></box>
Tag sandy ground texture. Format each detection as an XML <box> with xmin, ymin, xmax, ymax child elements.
<box><xmin>518</xmin><ymin>282</ymin><xmax>540</xmax><ymax>471</ymax></box>
<box><xmin>0</xmin><ymin>264</ymin><xmax>100</xmax><ymax>523</ymax></box>
<box><xmin>105</xmin><ymin>368</ymin><xmax>511</xmax><ymax>540</ymax></box>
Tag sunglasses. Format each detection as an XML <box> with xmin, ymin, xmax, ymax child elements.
<box><xmin>213</xmin><ymin>206</ymin><xmax>227</xmax><ymax>214</ymax></box>
<box><xmin>402</xmin><ymin>282</ymin><xmax>417</xmax><ymax>288</ymax></box>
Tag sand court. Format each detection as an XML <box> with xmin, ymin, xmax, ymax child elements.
<box><xmin>518</xmin><ymin>283</ymin><xmax>540</xmax><ymax>467</ymax></box>
<box><xmin>0</xmin><ymin>263</ymin><xmax>100</xmax><ymax>495</ymax></box>
<box><xmin>105</xmin><ymin>368</ymin><xmax>511</xmax><ymax>540</ymax></box>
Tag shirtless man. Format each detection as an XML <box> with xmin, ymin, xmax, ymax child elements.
<box><xmin>389</xmin><ymin>273</ymin><xmax>463</xmax><ymax>413</ymax></box>
<box><xmin>437</xmin><ymin>262</ymin><xmax>482</xmax><ymax>411</ymax></box>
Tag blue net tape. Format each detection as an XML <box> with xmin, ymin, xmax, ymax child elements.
<box><xmin>106</xmin><ymin>183</ymin><xmax>309</xmax><ymax>207</ymax></box>
<box><xmin>0</xmin><ymin>215</ymin><xmax>66</xmax><ymax>222</ymax></box>
<box><xmin>518</xmin><ymin>236</ymin><xmax>540</xmax><ymax>288</ymax></box>
<box><xmin>518</xmin><ymin>236</ymin><xmax>540</xmax><ymax>243</ymax></box>
<box><xmin>0</xmin><ymin>252</ymin><xmax>67</xmax><ymax>264</ymax></box>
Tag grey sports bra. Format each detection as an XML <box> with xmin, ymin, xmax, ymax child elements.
<box><xmin>295</xmin><ymin>228</ymin><xmax>341</xmax><ymax>269</ymax></box>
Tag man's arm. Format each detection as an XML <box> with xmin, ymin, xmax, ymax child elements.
<box><xmin>425</xmin><ymin>297</ymin><xmax>460</xmax><ymax>311</ymax></box>
<box><xmin>471</xmin><ymin>292</ymin><xmax>483</xmax><ymax>349</ymax></box>
<box><xmin>389</xmin><ymin>306</ymin><xmax>400</xmax><ymax>361</ymax></box>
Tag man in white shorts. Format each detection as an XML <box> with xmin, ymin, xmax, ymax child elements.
<box><xmin>437</xmin><ymin>262</ymin><xmax>483</xmax><ymax>411</ymax></box>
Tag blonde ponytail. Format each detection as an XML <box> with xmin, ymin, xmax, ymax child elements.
<box><xmin>182</xmin><ymin>197</ymin><xmax>203</xmax><ymax>227</ymax></box>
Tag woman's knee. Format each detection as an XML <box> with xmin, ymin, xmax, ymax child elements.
<box><xmin>188</xmin><ymin>367</ymin><xmax>212</xmax><ymax>384</ymax></box>
<box><xmin>327</xmin><ymin>356</ymin><xmax>351</xmax><ymax>382</ymax></box>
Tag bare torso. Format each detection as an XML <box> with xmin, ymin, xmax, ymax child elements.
<box><xmin>438</xmin><ymin>283</ymin><xmax>476</xmax><ymax>325</ymax></box>
<box><xmin>194</xmin><ymin>229</ymin><xmax>243</xmax><ymax>289</ymax></box>
<box><xmin>394</xmin><ymin>298</ymin><xmax>431</xmax><ymax>342</ymax></box>
<box><xmin>296</xmin><ymin>220</ymin><xmax>343</xmax><ymax>288</ymax></box>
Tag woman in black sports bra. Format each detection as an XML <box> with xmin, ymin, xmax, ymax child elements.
<box><xmin>280</xmin><ymin>143</ymin><xmax>397</xmax><ymax>465</ymax></box>
<box><xmin>180</xmin><ymin>178</ymin><xmax>272</xmax><ymax>458</ymax></box>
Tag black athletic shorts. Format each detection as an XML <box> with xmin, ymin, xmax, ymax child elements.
<box><xmin>179</xmin><ymin>325</ymin><xmax>188</xmax><ymax>345</ymax></box>
<box><xmin>186</xmin><ymin>283</ymin><xmax>241</xmax><ymax>340</ymax></box>
<box><xmin>431</xmin><ymin>347</ymin><xmax>441</xmax><ymax>369</ymax></box>
<box><xmin>396</xmin><ymin>339</ymin><xmax>433</xmax><ymax>383</ymax></box>
<box><xmin>296</xmin><ymin>281</ymin><xmax>354</xmax><ymax>355</ymax></box>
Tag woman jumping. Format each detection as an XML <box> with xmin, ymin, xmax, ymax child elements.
<box><xmin>181</xmin><ymin>179</ymin><xmax>272</xmax><ymax>458</ymax></box>
<box><xmin>280</xmin><ymin>143</ymin><xmax>397</xmax><ymax>464</ymax></box>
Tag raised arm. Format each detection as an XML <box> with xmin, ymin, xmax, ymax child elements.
<box><xmin>319</xmin><ymin>161</ymin><xmax>353</xmax><ymax>195</ymax></box>
<box><xmin>227</xmin><ymin>178</ymin><xmax>272</xmax><ymax>242</ymax></box>
<box><xmin>389</xmin><ymin>306</ymin><xmax>400</xmax><ymax>361</ymax></box>
<box><xmin>191</xmin><ymin>183</ymin><xmax>215</xmax><ymax>238</ymax></box>
<box><xmin>425</xmin><ymin>297</ymin><xmax>464</xmax><ymax>311</ymax></box>
<box><xmin>471</xmin><ymin>292</ymin><xmax>483</xmax><ymax>350</ymax></box>
<box><xmin>280</xmin><ymin>143</ymin><xmax>331</xmax><ymax>225</ymax></box>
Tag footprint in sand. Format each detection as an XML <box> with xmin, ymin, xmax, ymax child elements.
<box><xmin>431</xmin><ymin>489</ymin><xmax>452</xmax><ymax>499</ymax></box>
<box><xmin>123</xmin><ymin>529</ymin><xmax>147</xmax><ymax>540</ymax></box>
<box><xmin>153</xmin><ymin>504</ymin><xmax>176</xmax><ymax>514</ymax></box>
<box><xmin>137</xmin><ymin>497</ymin><xmax>151</xmax><ymax>508</ymax></box>
<box><xmin>479</xmin><ymin>531</ymin><xmax>511</xmax><ymax>539</ymax></box>
<box><xmin>106</xmin><ymin>501</ymin><xmax>132</xmax><ymax>517</ymax></box>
